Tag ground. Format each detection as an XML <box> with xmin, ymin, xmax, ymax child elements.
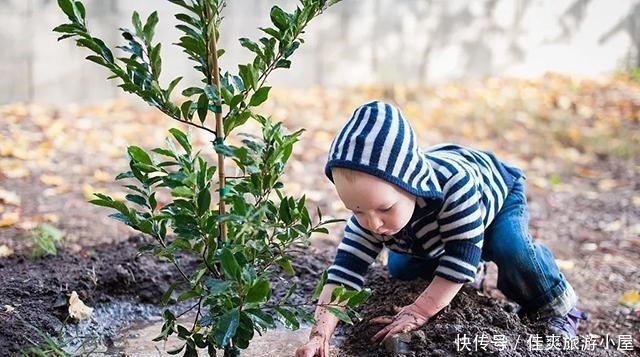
<box><xmin>0</xmin><ymin>74</ymin><xmax>639</xmax><ymax>356</ymax></box>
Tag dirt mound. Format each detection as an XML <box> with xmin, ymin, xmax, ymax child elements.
<box><xmin>336</xmin><ymin>264</ymin><xmax>627</xmax><ymax>357</ymax></box>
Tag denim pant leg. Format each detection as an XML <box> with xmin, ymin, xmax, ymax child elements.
<box><xmin>387</xmin><ymin>251</ymin><xmax>439</xmax><ymax>281</ymax></box>
<box><xmin>482</xmin><ymin>178</ymin><xmax>577</xmax><ymax>319</ymax></box>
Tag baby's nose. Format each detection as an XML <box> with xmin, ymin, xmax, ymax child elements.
<box><xmin>368</xmin><ymin>217</ymin><xmax>384</xmax><ymax>232</ymax></box>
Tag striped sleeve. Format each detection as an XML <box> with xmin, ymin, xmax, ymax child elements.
<box><xmin>326</xmin><ymin>215</ymin><xmax>383</xmax><ymax>290</ymax></box>
<box><xmin>435</xmin><ymin>172</ymin><xmax>484</xmax><ymax>283</ymax></box>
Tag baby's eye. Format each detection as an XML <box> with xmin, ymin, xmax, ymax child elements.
<box><xmin>380</xmin><ymin>205</ymin><xmax>393</xmax><ymax>212</ymax></box>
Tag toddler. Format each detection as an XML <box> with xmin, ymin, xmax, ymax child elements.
<box><xmin>295</xmin><ymin>101</ymin><xmax>586</xmax><ymax>357</ymax></box>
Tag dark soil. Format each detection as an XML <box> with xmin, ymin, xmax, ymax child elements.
<box><xmin>0</xmin><ymin>235</ymin><xmax>197</xmax><ymax>356</ymax></box>
<box><xmin>2</xmin><ymin>236</ymin><xmax>635</xmax><ymax>356</ymax></box>
<box><xmin>337</xmin><ymin>264</ymin><xmax>632</xmax><ymax>357</ymax></box>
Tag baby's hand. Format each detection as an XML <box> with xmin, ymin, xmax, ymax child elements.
<box><xmin>295</xmin><ymin>334</ymin><xmax>329</xmax><ymax>357</ymax></box>
<box><xmin>369</xmin><ymin>304</ymin><xmax>431</xmax><ymax>343</ymax></box>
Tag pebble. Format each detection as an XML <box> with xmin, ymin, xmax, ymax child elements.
<box><xmin>384</xmin><ymin>332</ymin><xmax>412</xmax><ymax>355</ymax></box>
<box><xmin>412</xmin><ymin>330</ymin><xmax>426</xmax><ymax>343</ymax></box>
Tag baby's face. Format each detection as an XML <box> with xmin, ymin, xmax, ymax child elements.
<box><xmin>333</xmin><ymin>170</ymin><xmax>416</xmax><ymax>236</ymax></box>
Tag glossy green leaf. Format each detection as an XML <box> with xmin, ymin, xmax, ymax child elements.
<box><xmin>214</xmin><ymin>309</ymin><xmax>240</xmax><ymax>347</ymax></box>
<box><xmin>168</xmin><ymin>128</ymin><xmax>191</xmax><ymax>154</ymax></box>
<box><xmin>245</xmin><ymin>279</ymin><xmax>270</xmax><ymax>303</ymax></box>
<box><xmin>127</xmin><ymin>146</ymin><xmax>152</xmax><ymax>165</ymax></box>
<box><xmin>326</xmin><ymin>306</ymin><xmax>353</xmax><ymax>324</ymax></box>
<box><xmin>249</xmin><ymin>87</ymin><xmax>271</xmax><ymax>107</ymax></box>
<box><xmin>220</xmin><ymin>248</ymin><xmax>241</xmax><ymax>281</ymax></box>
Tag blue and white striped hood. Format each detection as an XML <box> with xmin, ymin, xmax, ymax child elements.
<box><xmin>325</xmin><ymin>101</ymin><xmax>443</xmax><ymax>201</ymax></box>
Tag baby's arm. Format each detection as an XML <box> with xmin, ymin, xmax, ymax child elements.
<box><xmin>412</xmin><ymin>276</ymin><xmax>464</xmax><ymax>317</ymax></box>
<box><xmin>295</xmin><ymin>283</ymin><xmax>342</xmax><ymax>357</ymax></box>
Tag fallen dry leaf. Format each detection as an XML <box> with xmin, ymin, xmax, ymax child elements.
<box><xmin>4</xmin><ymin>305</ymin><xmax>15</xmax><ymax>314</ymax></box>
<box><xmin>40</xmin><ymin>174</ymin><xmax>66</xmax><ymax>187</ymax></box>
<box><xmin>68</xmin><ymin>291</ymin><xmax>93</xmax><ymax>321</ymax></box>
<box><xmin>619</xmin><ymin>290</ymin><xmax>640</xmax><ymax>310</ymax></box>
<box><xmin>0</xmin><ymin>188</ymin><xmax>21</xmax><ymax>206</ymax></box>
<box><xmin>92</xmin><ymin>169</ymin><xmax>111</xmax><ymax>182</ymax></box>
<box><xmin>556</xmin><ymin>259</ymin><xmax>575</xmax><ymax>271</ymax></box>
<box><xmin>0</xmin><ymin>211</ymin><xmax>20</xmax><ymax>227</ymax></box>
<box><xmin>0</xmin><ymin>245</ymin><xmax>13</xmax><ymax>258</ymax></box>
<box><xmin>42</xmin><ymin>213</ymin><xmax>60</xmax><ymax>223</ymax></box>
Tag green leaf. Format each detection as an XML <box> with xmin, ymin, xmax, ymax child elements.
<box><xmin>206</xmin><ymin>278</ymin><xmax>233</xmax><ymax>295</ymax></box>
<box><xmin>132</xmin><ymin>11</ymin><xmax>143</xmax><ymax>35</ymax></box>
<box><xmin>214</xmin><ymin>309</ymin><xmax>240</xmax><ymax>347</ymax></box>
<box><xmin>52</xmin><ymin>23</ymin><xmax>81</xmax><ymax>34</ymax></box>
<box><xmin>150</xmin><ymin>43</ymin><xmax>162</xmax><ymax>78</ymax></box>
<box><xmin>259</xmin><ymin>27</ymin><xmax>281</xmax><ymax>39</ymax></box>
<box><xmin>326</xmin><ymin>307</ymin><xmax>353</xmax><ymax>324</ymax></box>
<box><xmin>143</xmin><ymin>11</ymin><xmax>159</xmax><ymax>44</ymax></box>
<box><xmin>245</xmin><ymin>279</ymin><xmax>270</xmax><ymax>303</ymax></box>
<box><xmin>180</xmin><ymin>100</ymin><xmax>194</xmax><ymax>120</ymax></box>
<box><xmin>125</xmin><ymin>194</ymin><xmax>148</xmax><ymax>208</ymax></box>
<box><xmin>171</xmin><ymin>186</ymin><xmax>194</xmax><ymax>198</ymax></box>
<box><xmin>239</xmin><ymin>38</ymin><xmax>262</xmax><ymax>57</ymax></box>
<box><xmin>275</xmin><ymin>59</ymin><xmax>291</xmax><ymax>69</ymax></box>
<box><xmin>224</xmin><ymin>110</ymin><xmax>252</xmax><ymax>137</ymax></box>
<box><xmin>276</xmin><ymin>257</ymin><xmax>295</xmax><ymax>275</ymax></box>
<box><xmin>220</xmin><ymin>248</ymin><xmax>241</xmax><ymax>281</ymax></box>
<box><xmin>311</xmin><ymin>270</ymin><xmax>328</xmax><ymax>300</ymax></box>
<box><xmin>346</xmin><ymin>289</ymin><xmax>371</xmax><ymax>308</ymax></box>
<box><xmin>330</xmin><ymin>285</ymin><xmax>346</xmax><ymax>303</ymax></box>
<box><xmin>177</xmin><ymin>288</ymin><xmax>201</xmax><ymax>302</ymax></box>
<box><xmin>275</xmin><ymin>307</ymin><xmax>299</xmax><ymax>330</ymax></box>
<box><xmin>196</xmin><ymin>189</ymin><xmax>211</xmax><ymax>215</ymax></box>
<box><xmin>197</xmin><ymin>93</ymin><xmax>208</xmax><ymax>124</ymax></box>
<box><xmin>270</xmin><ymin>6</ymin><xmax>289</xmax><ymax>31</ymax></box>
<box><xmin>245</xmin><ymin>309</ymin><xmax>275</xmax><ymax>330</ymax></box>
<box><xmin>151</xmin><ymin>147</ymin><xmax>176</xmax><ymax>158</ymax></box>
<box><xmin>220</xmin><ymin>87</ymin><xmax>233</xmax><ymax>106</ymax></box>
<box><xmin>31</xmin><ymin>224</ymin><xmax>63</xmax><ymax>257</ymax></box>
<box><xmin>57</xmin><ymin>0</ymin><xmax>76</xmax><ymax>20</ymax></box>
<box><xmin>127</xmin><ymin>146</ymin><xmax>152</xmax><ymax>165</ymax></box>
<box><xmin>204</xmin><ymin>84</ymin><xmax>219</xmax><ymax>102</ymax></box>
<box><xmin>165</xmin><ymin>77</ymin><xmax>183</xmax><ymax>97</ymax></box>
<box><xmin>168</xmin><ymin>128</ymin><xmax>192</xmax><ymax>154</ymax></box>
<box><xmin>283</xmin><ymin>41</ymin><xmax>300</xmax><ymax>58</ymax></box>
<box><xmin>238</xmin><ymin>64</ymin><xmax>257</xmax><ymax>91</ymax></box>
<box><xmin>74</xmin><ymin>1</ymin><xmax>86</xmax><ymax>21</ymax></box>
<box><xmin>278</xmin><ymin>197</ymin><xmax>291</xmax><ymax>224</ymax></box>
<box><xmin>249</xmin><ymin>87</ymin><xmax>271</xmax><ymax>107</ymax></box>
<box><xmin>182</xmin><ymin>87</ymin><xmax>203</xmax><ymax>97</ymax></box>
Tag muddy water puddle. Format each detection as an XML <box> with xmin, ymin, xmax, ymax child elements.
<box><xmin>61</xmin><ymin>300</ymin><xmax>316</xmax><ymax>356</ymax></box>
<box><xmin>113</xmin><ymin>319</ymin><xmax>312</xmax><ymax>356</ymax></box>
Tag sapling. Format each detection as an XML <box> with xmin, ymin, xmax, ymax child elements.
<box><xmin>54</xmin><ymin>0</ymin><xmax>370</xmax><ymax>355</ymax></box>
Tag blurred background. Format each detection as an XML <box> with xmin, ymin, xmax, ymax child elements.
<box><xmin>2</xmin><ymin>0</ymin><xmax>640</xmax><ymax>103</ymax></box>
<box><xmin>0</xmin><ymin>0</ymin><xmax>639</xmax><ymax>343</ymax></box>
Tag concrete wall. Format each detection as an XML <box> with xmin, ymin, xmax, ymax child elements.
<box><xmin>1</xmin><ymin>0</ymin><xmax>639</xmax><ymax>104</ymax></box>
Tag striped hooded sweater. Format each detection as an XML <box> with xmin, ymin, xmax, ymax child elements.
<box><xmin>324</xmin><ymin>101</ymin><xmax>524</xmax><ymax>290</ymax></box>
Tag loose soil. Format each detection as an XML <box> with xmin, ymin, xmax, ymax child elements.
<box><xmin>1</xmin><ymin>235</ymin><xmax>638</xmax><ymax>356</ymax></box>
<box><xmin>0</xmin><ymin>236</ymin><xmax>198</xmax><ymax>355</ymax></box>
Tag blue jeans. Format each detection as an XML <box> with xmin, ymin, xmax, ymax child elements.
<box><xmin>388</xmin><ymin>178</ymin><xmax>577</xmax><ymax>319</ymax></box>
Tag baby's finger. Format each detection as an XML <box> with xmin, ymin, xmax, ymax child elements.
<box><xmin>295</xmin><ymin>339</ymin><xmax>320</xmax><ymax>357</ymax></box>
<box><xmin>369</xmin><ymin>316</ymin><xmax>394</xmax><ymax>325</ymax></box>
<box><xmin>371</xmin><ymin>323</ymin><xmax>394</xmax><ymax>342</ymax></box>
<box><xmin>381</xmin><ymin>323</ymin><xmax>409</xmax><ymax>342</ymax></box>
<box><xmin>295</xmin><ymin>345</ymin><xmax>314</xmax><ymax>357</ymax></box>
